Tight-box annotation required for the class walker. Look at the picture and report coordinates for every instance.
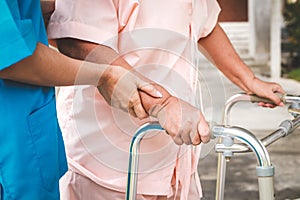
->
[126,93,300,200]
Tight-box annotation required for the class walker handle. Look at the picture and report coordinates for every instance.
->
[250,93,285,104]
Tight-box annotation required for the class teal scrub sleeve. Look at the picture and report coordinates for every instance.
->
[0,1,38,70]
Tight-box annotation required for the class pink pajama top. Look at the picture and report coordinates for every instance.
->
[48,0,220,199]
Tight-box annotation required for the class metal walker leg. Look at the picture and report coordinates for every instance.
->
[213,125,275,200]
[215,94,245,200]
[214,93,300,200]
[215,153,227,200]
[215,93,274,200]
[126,122,163,200]
[127,93,300,200]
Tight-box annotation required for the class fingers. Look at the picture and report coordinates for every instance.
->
[181,130,192,145]
[137,82,162,98]
[128,107,138,118]
[273,84,285,94]
[124,76,162,119]
[167,121,208,146]
[258,102,277,108]
[257,90,284,107]
[191,129,201,145]
[264,88,285,107]
[132,102,148,119]
[164,123,188,145]
[104,67,161,118]
[170,127,206,146]
[173,134,184,145]
[197,121,210,143]
[274,85,286,106]
[269,92,284,106]
[129,91,149,119]
[251,78,285,107]
[181,122,202,145]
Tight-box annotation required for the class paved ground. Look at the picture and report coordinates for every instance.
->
[197,66,300,200]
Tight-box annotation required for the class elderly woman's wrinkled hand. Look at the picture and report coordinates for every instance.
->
[151,96,210,145]
[248,77,285,108]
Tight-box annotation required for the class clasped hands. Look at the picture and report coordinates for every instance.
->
[97,65,210,146]
[97,66,285,146]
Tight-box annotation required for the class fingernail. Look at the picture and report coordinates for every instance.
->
[279,102,284,107]
[155,90,163,98]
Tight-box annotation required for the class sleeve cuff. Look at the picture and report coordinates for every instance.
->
[199,2,221,39]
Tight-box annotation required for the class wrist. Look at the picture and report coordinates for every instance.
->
[235,66,255,93]
[97,64,115,87]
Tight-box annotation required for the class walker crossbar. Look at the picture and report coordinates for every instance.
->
[215,93,300,200]
[213,125,271,167]
[214,115,300,154]
[126,93,300,200]
[213,125,276,200]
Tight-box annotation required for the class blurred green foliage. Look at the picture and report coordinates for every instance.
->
[288,68,300,81]
[283,0,300,69]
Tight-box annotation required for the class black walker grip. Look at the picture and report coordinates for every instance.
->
[250,93,285,104]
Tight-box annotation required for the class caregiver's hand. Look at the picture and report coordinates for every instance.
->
[97,65,162,119]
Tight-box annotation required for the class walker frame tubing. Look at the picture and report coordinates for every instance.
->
[126,122,164,200]
[215,93,300,200]
[126,93,300,200]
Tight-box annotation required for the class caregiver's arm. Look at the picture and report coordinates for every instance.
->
[57,38,163,119]
[198,23,285,106]
[0,43,99,86]
[57,38,210,145]
[0,42,160,117]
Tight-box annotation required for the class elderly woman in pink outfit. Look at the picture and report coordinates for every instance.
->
[47,0,284,199]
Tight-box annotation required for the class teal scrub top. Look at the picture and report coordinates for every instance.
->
[0,0,67,199]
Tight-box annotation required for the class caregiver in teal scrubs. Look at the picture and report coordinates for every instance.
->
[0,1,67,199]
[0,1,162,199]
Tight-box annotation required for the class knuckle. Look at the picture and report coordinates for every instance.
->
[192,137,201,145]
[173,137,183,145]
[181,135,191,145]
[167,126,180,137]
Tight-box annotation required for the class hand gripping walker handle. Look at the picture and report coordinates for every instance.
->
[249,93,286,104]
[126,121,216,200]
